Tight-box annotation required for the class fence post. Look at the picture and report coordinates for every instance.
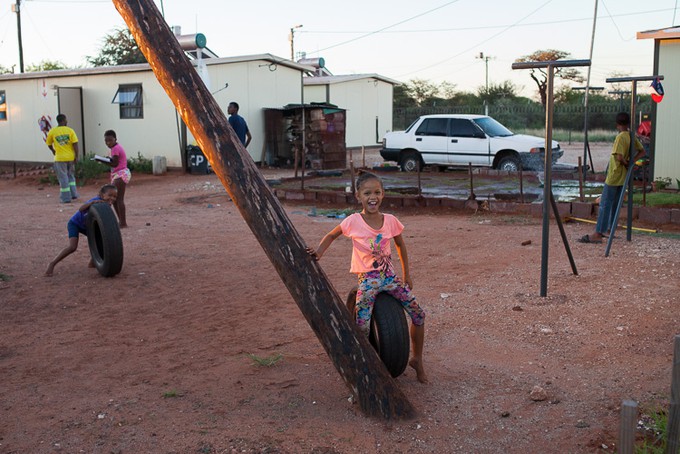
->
[619,400,638,454]
[578,157,584,202]
[666,335,680,454]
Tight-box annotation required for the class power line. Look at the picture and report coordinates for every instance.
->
[397,0,556,79]
[307,0,461,55]
[600,0,633,42]
[300,7,674,35]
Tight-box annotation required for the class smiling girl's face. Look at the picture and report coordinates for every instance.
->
[356,178,384,214]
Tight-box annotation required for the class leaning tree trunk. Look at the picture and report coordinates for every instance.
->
[112,0,415,419]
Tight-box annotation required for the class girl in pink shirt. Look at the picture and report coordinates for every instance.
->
[307,171,428,383]
[104,130,131,228]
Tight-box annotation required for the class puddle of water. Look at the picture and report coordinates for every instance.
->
[286,172,605,204]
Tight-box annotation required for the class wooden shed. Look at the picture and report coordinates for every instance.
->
[263,103,346,170]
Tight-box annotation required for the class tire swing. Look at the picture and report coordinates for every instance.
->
[346,288,410,377]
[86,203,124,277]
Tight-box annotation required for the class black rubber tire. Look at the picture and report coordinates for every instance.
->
[86,203,124,277]
[400,151,422,172]
[497,155,521,172]
[369,293,410,377]
[345,289,410,377]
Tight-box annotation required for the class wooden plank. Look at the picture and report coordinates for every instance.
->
[113,0,415,420]
[667,335,680,454]
[619,399,638,454]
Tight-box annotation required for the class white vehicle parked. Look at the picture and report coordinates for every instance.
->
[380,114,563,172]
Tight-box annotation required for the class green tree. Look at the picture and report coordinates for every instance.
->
[393,84,417,109]
[477,81,518,104]
[515,49,584,106]
[0,65,14,74]
[26,60,68,72]
[87,28,146,66]
[404,78,440,106]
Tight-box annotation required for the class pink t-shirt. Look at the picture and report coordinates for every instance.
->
[340,213,404,274]
[110,143,128,173]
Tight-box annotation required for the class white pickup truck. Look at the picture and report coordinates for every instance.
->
[380,114,563,172]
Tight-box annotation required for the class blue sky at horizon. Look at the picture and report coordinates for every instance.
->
[0,0,676,98]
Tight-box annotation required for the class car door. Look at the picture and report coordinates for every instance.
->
[413,118,449,165]
[447,118,490,166]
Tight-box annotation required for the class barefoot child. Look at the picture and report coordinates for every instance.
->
[306,171,428,383]
[45,184,118,277]
[103,130,131,228]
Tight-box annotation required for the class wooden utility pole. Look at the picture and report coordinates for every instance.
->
[113,0,414,419]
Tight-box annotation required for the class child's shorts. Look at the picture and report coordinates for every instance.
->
[67,220,86,238]
[111,168,132,184]
[355,270,426,334]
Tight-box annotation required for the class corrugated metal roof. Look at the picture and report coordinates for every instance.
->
[263,103,345,112]
[0,54,313,81]
[304,73,400,86]
[637,26,680,40]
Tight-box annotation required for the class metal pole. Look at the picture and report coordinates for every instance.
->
[582,0,598,179]
[484,57,489,116]
[626,82,637,242]
[301,73,306,190]
[15,0,24,73]
[539,65,555,297]
[513,58,590,296]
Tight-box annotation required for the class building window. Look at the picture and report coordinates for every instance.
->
[112,84,143,119]
[0,91,7,121]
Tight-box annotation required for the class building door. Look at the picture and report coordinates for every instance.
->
[57,87,85,159]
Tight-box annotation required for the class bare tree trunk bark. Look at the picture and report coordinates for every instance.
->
[112,0,415,420]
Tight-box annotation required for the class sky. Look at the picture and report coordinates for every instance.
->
[0,0,677,99]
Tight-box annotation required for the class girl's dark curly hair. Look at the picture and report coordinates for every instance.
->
[355,169,383,191]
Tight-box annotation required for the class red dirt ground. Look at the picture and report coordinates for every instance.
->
[1,168,679,453]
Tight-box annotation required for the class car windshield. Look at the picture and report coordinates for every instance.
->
[472,117,514,137]
[404,118,420,133]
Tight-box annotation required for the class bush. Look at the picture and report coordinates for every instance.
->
[127,152,153,174]
[77,154,109,183]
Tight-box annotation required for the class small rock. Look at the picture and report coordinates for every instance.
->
[530,385,548,401]
[512,305,523,311]
[146,222,151,226]
[521,240,532,246]
[575,419,590,428]
[440,293,451,299]
[500,411,510,418]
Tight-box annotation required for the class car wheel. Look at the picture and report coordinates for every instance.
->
[497,155,521,172]
[400,152,422,172]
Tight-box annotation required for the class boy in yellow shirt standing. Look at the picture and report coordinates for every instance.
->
[46,114,79,203]
[579,112,645,244]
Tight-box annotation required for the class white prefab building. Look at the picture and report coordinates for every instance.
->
[303,74,398,148]
[637,27,680,184]
[0,54,310,168]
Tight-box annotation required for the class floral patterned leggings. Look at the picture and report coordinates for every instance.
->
[355,270,426,335]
